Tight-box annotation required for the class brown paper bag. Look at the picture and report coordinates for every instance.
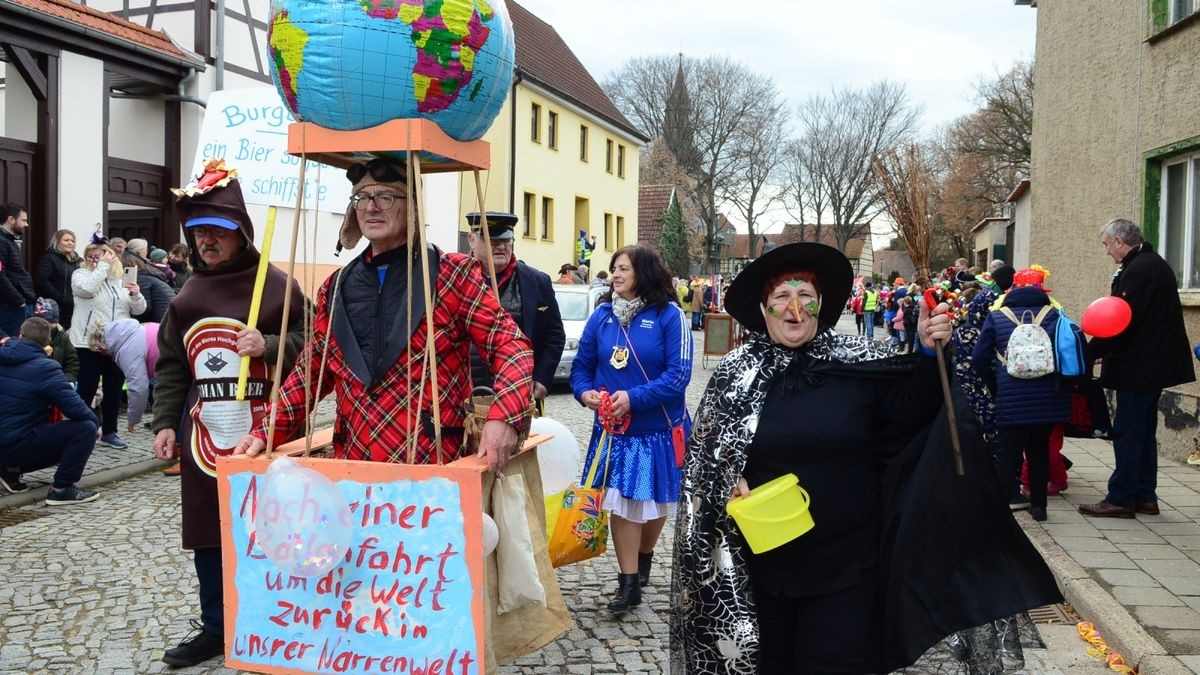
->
[481,448,572,672]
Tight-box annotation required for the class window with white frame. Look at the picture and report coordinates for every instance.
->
[1160,151,1200,288]
[1173,0,1196,24]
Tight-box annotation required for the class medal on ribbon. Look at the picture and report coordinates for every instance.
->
[610,344,629,370]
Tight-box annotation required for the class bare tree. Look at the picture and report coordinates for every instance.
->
[926,60,1033,266]
[787,82,922,254]
[954,61,1033,177]
[721,91,789,259]
[782,136,830,248]
[605,55,781,272]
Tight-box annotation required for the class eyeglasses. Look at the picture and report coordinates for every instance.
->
[86,255,101,263]
[347,158,406,184]
[350,192,404,210]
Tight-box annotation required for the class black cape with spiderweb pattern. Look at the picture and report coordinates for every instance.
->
[669,328,1062,674]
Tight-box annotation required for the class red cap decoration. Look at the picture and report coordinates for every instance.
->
[1012,265,1051,292]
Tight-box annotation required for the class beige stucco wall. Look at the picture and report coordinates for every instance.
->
[1030,0,1200,458]
[4,62,37,143]
[1012,190,1032,268]
[58,52,106,236]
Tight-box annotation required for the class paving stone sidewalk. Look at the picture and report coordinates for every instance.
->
[0,322,1111,673]
[1019,434,1200,673]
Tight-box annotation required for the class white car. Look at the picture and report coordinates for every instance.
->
[553,283,609,384]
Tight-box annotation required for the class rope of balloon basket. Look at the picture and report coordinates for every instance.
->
[300,165,320,456]
[471,167,534,431]
[407,150,427,465]
[308,267,343,457]
[411,152,444,464]
[264,153,308,459]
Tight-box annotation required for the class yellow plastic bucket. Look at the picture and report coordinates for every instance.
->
[726,473,814,554]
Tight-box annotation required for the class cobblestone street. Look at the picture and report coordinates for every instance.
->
[0,324,1113,673]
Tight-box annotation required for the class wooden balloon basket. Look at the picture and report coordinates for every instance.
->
[215,119,571,675]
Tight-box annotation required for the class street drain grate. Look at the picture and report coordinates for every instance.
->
[0,509,52,530]
[1029,602,1079,625]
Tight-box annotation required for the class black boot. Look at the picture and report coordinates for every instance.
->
[607,573,642,615]
[637,551,653,587]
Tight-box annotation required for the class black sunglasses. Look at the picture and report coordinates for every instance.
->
[346,158,406,184]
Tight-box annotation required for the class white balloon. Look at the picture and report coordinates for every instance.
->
[481,513,499,556]
[531,417,581,496]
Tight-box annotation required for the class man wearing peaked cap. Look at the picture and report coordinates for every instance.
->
[151,160,308,668]
[466,211,565,405]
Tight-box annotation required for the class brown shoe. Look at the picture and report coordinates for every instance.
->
[163,461,182,476]
[1135,501,1160,515]
[1078,500,1135,519]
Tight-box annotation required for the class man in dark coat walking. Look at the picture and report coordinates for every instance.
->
[466,212,565,406]
[1080,218,1196,519]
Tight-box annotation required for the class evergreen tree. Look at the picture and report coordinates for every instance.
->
[658,196,690,278]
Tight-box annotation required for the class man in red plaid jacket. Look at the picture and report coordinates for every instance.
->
[236,158,533,470]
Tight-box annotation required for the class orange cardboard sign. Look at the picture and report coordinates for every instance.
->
[217,454,487,675]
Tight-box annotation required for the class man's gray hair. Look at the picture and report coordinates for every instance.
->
[1102,218,1144,246]
[127,238,149,256]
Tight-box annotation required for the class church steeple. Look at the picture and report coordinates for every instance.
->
[663,53,699,171]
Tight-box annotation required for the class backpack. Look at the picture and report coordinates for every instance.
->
[683,288,693,303]
[1055,311,1087,378]
[996,306,1055,379]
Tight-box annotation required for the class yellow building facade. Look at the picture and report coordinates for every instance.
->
[452,2,647,278]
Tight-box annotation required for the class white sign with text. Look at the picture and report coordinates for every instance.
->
[190,88,351,214]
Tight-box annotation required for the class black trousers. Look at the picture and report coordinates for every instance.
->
[997,425,1052,508]
[194,547,224,636]
[76,348,125,436]
[755,580,874,674]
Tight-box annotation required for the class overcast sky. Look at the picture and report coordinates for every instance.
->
[516,0,1037,131]
[514,1,1037,239]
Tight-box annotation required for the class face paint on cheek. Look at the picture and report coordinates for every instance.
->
[766,305,783,317]
[805,299,820,317]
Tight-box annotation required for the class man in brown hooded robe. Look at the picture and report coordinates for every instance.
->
[150,161,307,668]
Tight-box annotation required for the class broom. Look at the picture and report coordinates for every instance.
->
[873,145,963,475]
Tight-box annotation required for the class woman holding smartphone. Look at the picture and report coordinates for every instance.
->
[70,243,146,449]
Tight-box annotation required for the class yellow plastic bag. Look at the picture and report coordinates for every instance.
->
[546,431,612,568]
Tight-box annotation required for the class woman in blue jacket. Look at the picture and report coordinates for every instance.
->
[571,245,693,615]
[972,267,1071,522]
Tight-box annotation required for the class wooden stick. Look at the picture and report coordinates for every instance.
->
[411,154,443,459]
[473,170,500,302]
[934,337,964,475]
[264,156,307,458]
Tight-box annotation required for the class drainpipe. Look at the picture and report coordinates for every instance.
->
[215,0,226,91]
[509,71,523,213]
[111,68,206,107]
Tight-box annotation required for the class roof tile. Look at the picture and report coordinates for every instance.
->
[509,2,646,142]
[637,185,674,244]
[4,0,192,63]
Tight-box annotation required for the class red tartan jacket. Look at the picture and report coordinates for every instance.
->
[253,249,533,464]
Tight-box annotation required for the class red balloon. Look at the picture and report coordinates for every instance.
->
[1081,296,1132,338]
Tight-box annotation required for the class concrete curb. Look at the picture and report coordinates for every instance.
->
[0,411,337,512]
[1020,518,1171,673]
[0,458,172,511]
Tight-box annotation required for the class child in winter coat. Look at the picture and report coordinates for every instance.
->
[971,266,1071,522]
[33,298,78,383]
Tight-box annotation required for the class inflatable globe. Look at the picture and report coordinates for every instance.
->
[268,0,516,141]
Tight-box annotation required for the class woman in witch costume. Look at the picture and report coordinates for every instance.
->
[572,245,692,615]
[670,242,1061,674]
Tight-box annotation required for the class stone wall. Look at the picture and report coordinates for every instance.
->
[1031,0,1200,457]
